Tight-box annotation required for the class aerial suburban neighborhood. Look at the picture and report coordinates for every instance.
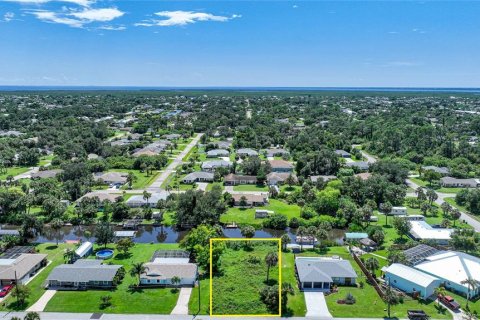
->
[0,90,479,320]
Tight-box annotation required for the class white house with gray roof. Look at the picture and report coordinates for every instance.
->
[206,149,230,158]
[440,177,480,188]
[295,257,357,291]
[182,172,214,184]
[47,259,123,289]
[236,148,258,157]
[201,160,232,172]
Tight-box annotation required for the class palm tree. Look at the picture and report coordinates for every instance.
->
[280,234,291,251]
[126,173,135,189]
[315,228,328,248]
[23,312,41,320]
[297,226,307,252]
[171,275,181,291]
[265,252,278,283]
[143,191,151,207]
[441,202,451,217]
[461,277,480,309]
[130,262,147,287]
[365,257,379,277]
[383,284,399,319]
[50,218,64,246]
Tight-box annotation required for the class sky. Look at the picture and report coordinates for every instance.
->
[0,0,479,87]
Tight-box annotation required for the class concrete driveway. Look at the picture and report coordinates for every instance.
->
[304,291,332,318]
[170,287,192,315]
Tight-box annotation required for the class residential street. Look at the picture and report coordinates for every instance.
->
[147,133,203,192]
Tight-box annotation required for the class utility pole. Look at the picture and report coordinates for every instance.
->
[14,270,18,304]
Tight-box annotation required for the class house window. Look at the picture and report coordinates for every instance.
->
[394,280,397,283]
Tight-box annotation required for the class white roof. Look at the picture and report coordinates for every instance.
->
[75,241,93,257]
[114,231,136,237]
[415,251,480,287]
[382,263,440,287]
[410,221,453,240]
[153,257,190,264]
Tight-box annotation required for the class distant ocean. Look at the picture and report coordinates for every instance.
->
[0,86,479,93]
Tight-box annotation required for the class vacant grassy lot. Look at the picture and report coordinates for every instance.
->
[0,166,31,180]
[105,169,160,189]
[44,243,180,314]
[233,184,269,192]
[211,240,280,315]
[220,199,301,227]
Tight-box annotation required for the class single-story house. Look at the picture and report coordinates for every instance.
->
[266,148,289,157]
[232,194,268,207]
[76,192,123,206]
[75,241,93,259]
[346,161,370,171]
[266,172,297,185]
[141,262,198,287]
[422,166,450,176]
[440,177,480,188]
[268,160,294,173]
[164,133,181,140]
[224,174,258,186]
[182,172,214,184]
[206,149,230,158]
[0,229,20,238]
[310,175,337,183]
[382,263,441,299]
[335,150,351,158]
[216,141,232,149]
[295,257,357,291]
[414,251,480,298]
[236,148,258,157]
[0,253,47,286]
[391,206,407,216]
[126,192,168,208]
[93,172,128,186]
[47,259,123,290]
[409,221,453,245]
[201,160,232,172]
[31,169,63,180]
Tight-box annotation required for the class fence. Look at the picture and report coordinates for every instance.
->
[351,251,385,299]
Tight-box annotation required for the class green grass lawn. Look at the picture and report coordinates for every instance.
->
[211,241,280,315]
[39,155,54,166]
[220,199,301,228]
[410,177,464,194]
[188,276,209,315]
[44,243,181,314]
[0,166,30,180]
[0,243,75,311]
[106,169,160,189]
[206,182,224,191]
[281,252,307,316]
[233,184,269,192]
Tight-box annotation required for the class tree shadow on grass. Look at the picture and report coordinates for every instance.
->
[45,245,58,250]
[263,279,278,286]
[127,286,144,294]
[5,300,28,311]
[282,307,294,317]
[115,252,132,260]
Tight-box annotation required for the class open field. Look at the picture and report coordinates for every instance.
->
[211,240,280,316]
[0,166,31,180]
[220,199,301,227]
[44,243,180,314]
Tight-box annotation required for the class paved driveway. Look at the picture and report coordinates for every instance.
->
[170,287,192,315]
[304,291,332,318]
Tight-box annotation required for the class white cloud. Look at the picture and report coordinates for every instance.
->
[3,0,93,7]
[98,24,126,31]
[3,12,15,21]
[29,7,124,28]
[135,10,239,27]
[70,8,124,21]
[384,61,421,67]
[292,5,298,9]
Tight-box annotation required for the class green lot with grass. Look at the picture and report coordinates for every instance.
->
[105,169,160,189]
[44,243,181,314]
[220,199,301,227]
[211,241,280,315]
[0,167,31,180]
[410,177,465,194]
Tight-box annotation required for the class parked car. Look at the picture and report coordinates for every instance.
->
[438,295,461,310]
[407,310,430,320]
[0,285,14,298]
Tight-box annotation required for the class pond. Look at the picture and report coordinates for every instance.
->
[5,225,345,245]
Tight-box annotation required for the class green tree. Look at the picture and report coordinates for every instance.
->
[365,257,379,277]
[171,275,181,291]
[379,202,392,226]
[23,312,41,320]
[129,262,146,287]
[94,222,115,248]
[50,218,64,246]
[265,252,278,283]
[281,233,291,251]
[116,237,134,255]
[461,277,480,309]
[392,217,411,239]
[11,284,30,305]
[383,284,399,318]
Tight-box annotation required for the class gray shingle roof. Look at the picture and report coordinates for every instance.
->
[47,259,122,283]
[142,263,197,280]
[295,257,357,283]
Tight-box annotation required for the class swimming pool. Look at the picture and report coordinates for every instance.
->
[96,249,114,259]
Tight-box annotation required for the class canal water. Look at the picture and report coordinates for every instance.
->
[25,225,345,245]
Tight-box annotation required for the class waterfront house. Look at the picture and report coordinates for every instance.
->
[295,257,357,291]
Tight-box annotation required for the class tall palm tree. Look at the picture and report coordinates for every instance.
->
[130,262,147,287]
[434,286,447,306]
[63,248,75,263]
[50,218,64,246]
[315,228,328,248]
[143,191,151,207]
[365,257,379,277]
[297,226,307,252]
[265,252,278,283]
[461,277,480,309]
